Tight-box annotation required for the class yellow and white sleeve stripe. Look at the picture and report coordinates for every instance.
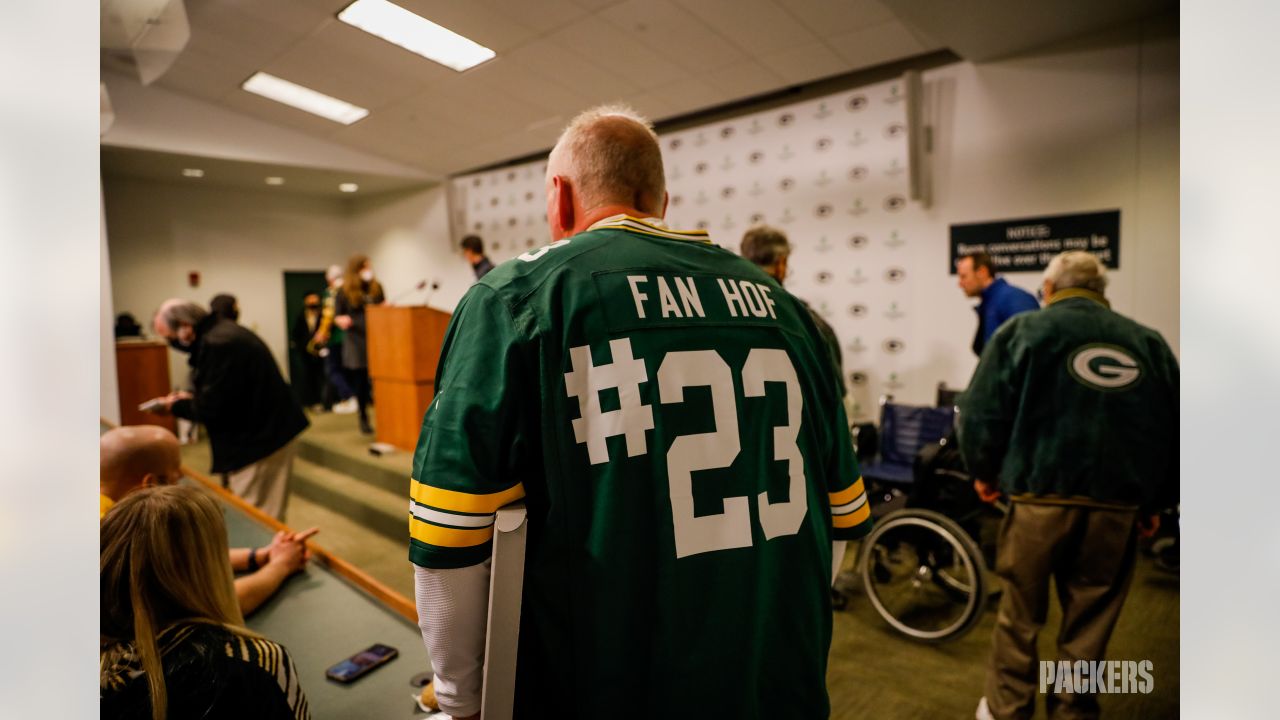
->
[409,479,526,548]
[829,477,870,529]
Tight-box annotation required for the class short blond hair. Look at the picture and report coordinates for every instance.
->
[551,104,665,215]
[1044,251,1107,294]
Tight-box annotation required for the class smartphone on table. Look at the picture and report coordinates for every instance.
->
[325,643,398,683]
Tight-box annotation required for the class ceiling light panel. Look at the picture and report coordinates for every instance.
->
[338,0,496,72]
[241,72,369,125]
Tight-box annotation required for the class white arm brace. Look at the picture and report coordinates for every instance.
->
[414,560,492,718]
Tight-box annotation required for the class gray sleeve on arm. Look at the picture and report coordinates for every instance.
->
[414,560,492,718]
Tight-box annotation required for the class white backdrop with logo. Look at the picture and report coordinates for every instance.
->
[451,77,944,421]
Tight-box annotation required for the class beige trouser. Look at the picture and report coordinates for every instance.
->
[985,502,1138,720]
[222,440,297,521]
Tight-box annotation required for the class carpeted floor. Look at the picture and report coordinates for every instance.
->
[181,418,1179,719]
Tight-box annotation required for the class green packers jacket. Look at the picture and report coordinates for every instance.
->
[957,288,1179,512]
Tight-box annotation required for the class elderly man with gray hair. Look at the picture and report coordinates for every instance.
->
[959,251,1179,720]
[149,299,308,519]
[741,224,846,400]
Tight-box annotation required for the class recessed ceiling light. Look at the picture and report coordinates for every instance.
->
[339,183,359,193]
[241,72,369,125]
[182,168,204,178]
[338,0,495,72]
[265,176,285,186]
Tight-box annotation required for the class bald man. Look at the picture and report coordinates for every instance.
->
[100,425,182,518]
[100,425,318,615]
[409,106,869,719]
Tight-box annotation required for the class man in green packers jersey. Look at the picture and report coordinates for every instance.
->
[409,104,873,719]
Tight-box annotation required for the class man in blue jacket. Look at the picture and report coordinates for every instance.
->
[957,251,1040,355]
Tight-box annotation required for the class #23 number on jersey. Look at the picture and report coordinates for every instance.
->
[565,338,807,558]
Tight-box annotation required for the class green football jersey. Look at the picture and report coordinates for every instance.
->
[409,215,872,718]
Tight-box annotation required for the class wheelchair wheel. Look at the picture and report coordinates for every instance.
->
[859,508,988,643]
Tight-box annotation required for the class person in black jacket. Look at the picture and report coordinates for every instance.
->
[149,299,308,519]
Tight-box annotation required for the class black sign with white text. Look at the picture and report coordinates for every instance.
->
[949,210,1120,274]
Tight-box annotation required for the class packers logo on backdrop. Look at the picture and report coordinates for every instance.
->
[1068,345,1142,391]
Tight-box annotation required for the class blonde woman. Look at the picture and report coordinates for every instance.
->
[101,485,310,720]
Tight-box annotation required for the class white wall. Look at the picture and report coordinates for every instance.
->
[103,177,351,384]
[100,185,120,423]
[347,185,472,313]
[919,14,1179,393]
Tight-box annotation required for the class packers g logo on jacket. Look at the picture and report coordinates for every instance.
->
[1068,344,1142,390]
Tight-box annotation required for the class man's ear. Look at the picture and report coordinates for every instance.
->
[139,472,161,489]
[553,176,575,237]
[660,191,669,218]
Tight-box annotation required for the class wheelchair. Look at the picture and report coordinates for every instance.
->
[834,387,1003,643]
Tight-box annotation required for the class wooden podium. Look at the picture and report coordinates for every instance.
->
[115,339,176,432]
[366,306,452,451]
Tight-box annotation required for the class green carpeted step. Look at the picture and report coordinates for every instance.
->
[294,412,414,496]
[289,456,408,543]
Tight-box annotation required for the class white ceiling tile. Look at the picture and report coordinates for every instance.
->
[773,0,899,38]
[823,20,935,69]
[700,60,790,102]
[656,76,725,116]
[758,42,850,85]
[262,23,454,110]
[156,46,261,104]
[598,0,749,72]
[545,16,690,91]
[220,87,351,139]
[463,58,594,116]
[673,0,821,55]
[501,42,637,100]
[475,0,594,35]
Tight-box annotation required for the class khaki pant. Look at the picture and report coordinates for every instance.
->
[222,440,297,521]
[985,502,1138,720]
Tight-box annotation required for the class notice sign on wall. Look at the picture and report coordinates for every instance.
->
[948,210,1120,274]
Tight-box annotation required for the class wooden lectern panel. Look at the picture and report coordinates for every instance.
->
[366,305,451,450]
[116,340,176,432]
[365,305,451,383]
[372,378,434,451]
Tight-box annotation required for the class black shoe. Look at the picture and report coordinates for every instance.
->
[359,417,373,435]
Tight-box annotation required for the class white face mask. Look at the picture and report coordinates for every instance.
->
[360,268,374,282]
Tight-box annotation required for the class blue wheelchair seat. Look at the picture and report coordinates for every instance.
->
[861,401,956,486]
